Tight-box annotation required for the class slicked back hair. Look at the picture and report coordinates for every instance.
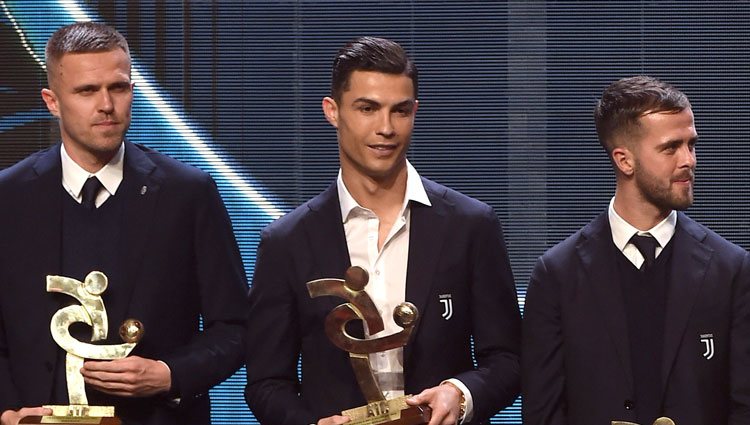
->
[45,22,130,86]
[594,75,691,154]
[330,36,418,102]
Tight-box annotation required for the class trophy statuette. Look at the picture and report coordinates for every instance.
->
[307,266,431,425]
[20,271,144,425]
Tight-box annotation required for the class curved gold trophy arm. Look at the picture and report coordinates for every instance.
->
[49,305,137,360]
[307,276,384,334]
[324,303,417,354]
[47,273,109,342]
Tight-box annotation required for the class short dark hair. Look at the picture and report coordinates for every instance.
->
[330,36,418,101]
[45,22,130,85]
[594,75,691,153]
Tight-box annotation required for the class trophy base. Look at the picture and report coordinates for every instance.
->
[19,405,120,425]
[342,396,431,425]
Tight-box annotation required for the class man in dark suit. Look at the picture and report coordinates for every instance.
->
[0,22,248,425]
[522,76,750,425]
[244,37,521,425]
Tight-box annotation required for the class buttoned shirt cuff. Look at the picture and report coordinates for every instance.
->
[442,378,474,423]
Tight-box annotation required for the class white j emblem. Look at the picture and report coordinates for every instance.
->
[439,294,453,320]
[700,333,714,360]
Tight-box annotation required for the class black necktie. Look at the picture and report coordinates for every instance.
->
[630,234,659,270]
[81,176,102,210]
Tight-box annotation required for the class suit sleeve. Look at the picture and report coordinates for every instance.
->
[161,176,248,403]
[522,255,567,425]
[244,228,316,425]
[0,304,21,412]
[729,251,750,423]
[453,208,521,422]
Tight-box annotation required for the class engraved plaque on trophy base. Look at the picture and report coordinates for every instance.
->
[342,396,430,425]
[19,405,120,425]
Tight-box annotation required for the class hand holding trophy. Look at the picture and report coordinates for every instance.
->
[307,266,431,425]
[20,271,144,425]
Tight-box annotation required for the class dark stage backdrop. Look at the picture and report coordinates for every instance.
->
[1,1,748,424]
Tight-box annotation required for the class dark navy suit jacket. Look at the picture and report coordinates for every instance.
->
[245,178,521,425]
[522,212,750,425]
[0,142,248,425]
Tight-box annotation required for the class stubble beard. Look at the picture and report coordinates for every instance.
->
[634,164,694,212]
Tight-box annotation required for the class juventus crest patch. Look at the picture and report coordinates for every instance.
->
[439,293,453,320]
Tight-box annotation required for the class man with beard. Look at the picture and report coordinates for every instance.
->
[522,76,750,425]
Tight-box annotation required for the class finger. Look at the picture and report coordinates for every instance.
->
[318,415,350,425]
[406,390,430,406]
[82,360,123,373]
[80,367,135,384]
[83,357,141,372]
[18,407,53,417]
[83,377,138,396]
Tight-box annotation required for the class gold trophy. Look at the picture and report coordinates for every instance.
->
[613,417,676,425]
[307,266,431,425]
[21,271,144,425]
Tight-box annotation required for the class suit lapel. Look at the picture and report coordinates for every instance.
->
[114,142,160,320]
[404,179,448,362]
[660,213,711,397]
[578,213,634,391]
[304,183,351,312]
[30,146,66,386]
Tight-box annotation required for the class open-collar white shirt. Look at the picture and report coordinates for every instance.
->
[337,161,473,422]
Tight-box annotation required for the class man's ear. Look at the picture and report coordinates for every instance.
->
[612,145,635,176]
[41,88,60,118]
[322,96,339,128]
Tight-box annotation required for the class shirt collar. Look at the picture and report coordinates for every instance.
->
[608,196,677,251]
[337,160,431,222]
[61,142,125,198]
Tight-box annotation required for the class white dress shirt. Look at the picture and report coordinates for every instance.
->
[608,197,677,268]
[61,142,124,208]
[337,160,474,422]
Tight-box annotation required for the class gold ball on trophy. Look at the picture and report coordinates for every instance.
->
[393,302,418,328]
[653,418,676,425]
[83,271,108,296]
[344,266,369,292]
[119,319,145,343]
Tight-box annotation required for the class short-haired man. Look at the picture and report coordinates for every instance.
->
[0,22,248,425]
[245,37,521,425]
[522,76,750,425]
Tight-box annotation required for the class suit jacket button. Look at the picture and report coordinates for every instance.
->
[624,400,635,410]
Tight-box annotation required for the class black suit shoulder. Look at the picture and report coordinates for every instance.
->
[0,145,56,185]
[259,190,328,246]
[422,177,496,218]
[128,142,214,184]
[677,212,747,260]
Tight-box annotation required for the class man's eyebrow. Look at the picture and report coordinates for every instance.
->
[72,83,100,92]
